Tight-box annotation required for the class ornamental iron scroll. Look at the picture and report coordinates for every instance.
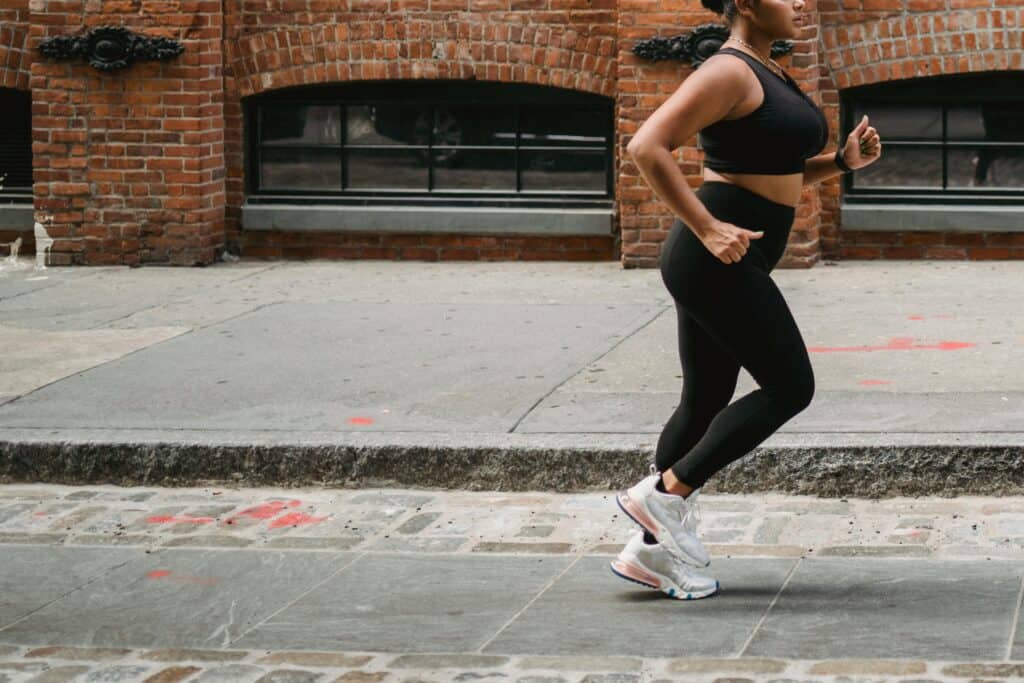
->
[38,25,184,72]
[632,23,792,67]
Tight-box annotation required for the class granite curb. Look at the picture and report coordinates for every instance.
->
[2,432,1024,496]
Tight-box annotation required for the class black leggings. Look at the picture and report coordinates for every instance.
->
[656,181,815,489]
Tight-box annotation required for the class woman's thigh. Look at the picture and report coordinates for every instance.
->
[689,259,814,402]
[676,301,740,411]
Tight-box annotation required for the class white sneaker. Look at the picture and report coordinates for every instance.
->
[615,464,710,568]
[610,530,719,600]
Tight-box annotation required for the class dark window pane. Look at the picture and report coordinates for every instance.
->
[947,146,1024,189]
[520,108,609,147]
[347,148,428,189]
[350,105,430,147]
[260,148,341,190]
[851,146,942,189]
[430,106,517,147]
[948,103,1024,142]
[261,105,340,145]
[0,88,32,192]
[433,150,516,190]
[853,102,941,141]
[520,150,606,191]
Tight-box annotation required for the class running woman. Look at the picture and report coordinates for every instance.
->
[611,0,883,599]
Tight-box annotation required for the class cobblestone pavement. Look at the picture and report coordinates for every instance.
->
[3,644,1024,683]
[1,484,1020,559]
[3,484,1024,682]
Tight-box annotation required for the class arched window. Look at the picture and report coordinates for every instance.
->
[842,71,1023,204]
[0,88,31,202]
[245,80,614,208]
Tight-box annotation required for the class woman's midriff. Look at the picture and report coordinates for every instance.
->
[702,169,803,208]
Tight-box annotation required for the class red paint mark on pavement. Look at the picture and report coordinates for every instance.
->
[349,417,374,425]
[146,515,215,525]
[268,512,329,529]
[807,337,976,353]
[230,500,301,521]
[908,314,955,320]
[858,379,892,385]
[33,512,48,517]
[147,570,172,579]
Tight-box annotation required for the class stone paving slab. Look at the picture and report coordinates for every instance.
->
[0,301,658,432]
[0,546,141,627]
[480,556,797,658]
[233,554,575,653]
[0,548,352,650]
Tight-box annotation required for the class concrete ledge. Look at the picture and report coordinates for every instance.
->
[241,202,615,236]
[841,202,1024,232]
[2,430,1024,497]
[0,204,33,229]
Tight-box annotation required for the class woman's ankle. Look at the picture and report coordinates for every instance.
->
[661,469,695,498]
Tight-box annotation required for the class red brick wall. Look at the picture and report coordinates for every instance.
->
[0,1,30,90]
[5,0,1022,265]
[222,0,620,261]
[818,5,1024,260]
[27,0,225,265]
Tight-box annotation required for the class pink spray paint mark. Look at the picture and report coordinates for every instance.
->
[807,337,976,353]
[146,515,215,525]
[231,500,301,520]
[224,500,302,526]
[268,512,329,529]
[858,379,892,385]
[33,512,48,517]
[348,416,375,425]
[908,314,955,320]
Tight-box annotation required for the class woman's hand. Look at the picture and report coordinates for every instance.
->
[841,114,882,170]
[698,219,764,265]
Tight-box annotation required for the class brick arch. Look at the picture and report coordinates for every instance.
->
[821,9,1022,89]
[228,23,617,99]
[0,24,30,90]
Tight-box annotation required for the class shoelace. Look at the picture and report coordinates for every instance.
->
[648,464,702,533]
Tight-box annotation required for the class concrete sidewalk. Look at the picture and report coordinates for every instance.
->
[0,258,1022,495]
[3,483,1024,681]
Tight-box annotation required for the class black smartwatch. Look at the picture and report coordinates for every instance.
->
[834,149,854,173]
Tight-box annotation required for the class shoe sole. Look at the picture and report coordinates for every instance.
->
[615,490,711,569]
[609,558,719,600]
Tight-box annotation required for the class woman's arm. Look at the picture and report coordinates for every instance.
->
[802,151,848,186]
[804,116,883,186]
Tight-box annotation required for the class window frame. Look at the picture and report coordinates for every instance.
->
[244,80,615,209]
[841,72,1024,206]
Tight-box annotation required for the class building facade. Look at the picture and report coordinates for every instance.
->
[0,0,1021,267]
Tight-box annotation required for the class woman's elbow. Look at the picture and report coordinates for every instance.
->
[626,139,662,160]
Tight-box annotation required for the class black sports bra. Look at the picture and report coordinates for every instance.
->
[698,47,829,175]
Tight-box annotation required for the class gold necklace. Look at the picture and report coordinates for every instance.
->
[725,36,785,80]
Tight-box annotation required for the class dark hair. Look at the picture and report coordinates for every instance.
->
[702,0,746,24]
